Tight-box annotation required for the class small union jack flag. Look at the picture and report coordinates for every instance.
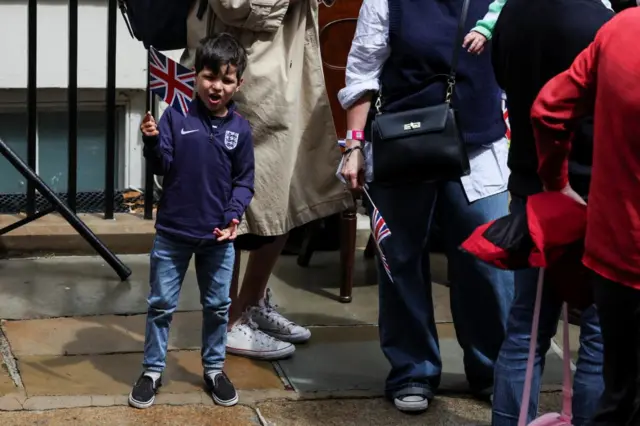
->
[364,187,393,283]
[149,47,195,117]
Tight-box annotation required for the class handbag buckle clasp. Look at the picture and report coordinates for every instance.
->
[445,76,455,104]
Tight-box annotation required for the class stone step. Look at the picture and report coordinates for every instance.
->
[0,252,387,321]
[0,314,565,403]
[0,252,571,414]
[16,351,284,399]
[0,213,155,258]
[0,213,372,257]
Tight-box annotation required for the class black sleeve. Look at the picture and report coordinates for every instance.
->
[491,8,507,90]
[545,3,613,80]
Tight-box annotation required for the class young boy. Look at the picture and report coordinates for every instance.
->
[129,33,254,409]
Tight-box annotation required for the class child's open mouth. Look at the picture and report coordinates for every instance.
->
[208,94,222,105]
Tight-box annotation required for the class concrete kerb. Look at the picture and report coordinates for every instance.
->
[255,407,270,426]
[0,388,388,412]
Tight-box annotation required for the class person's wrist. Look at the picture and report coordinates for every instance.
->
[345,130,364,150]
[343,145,364,163]
[345,139,362,149]
[343,144,363,155]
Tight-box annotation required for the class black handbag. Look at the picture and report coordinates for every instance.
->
[371,0,472,184]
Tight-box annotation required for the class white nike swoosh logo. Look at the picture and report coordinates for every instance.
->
[181,128,199,135]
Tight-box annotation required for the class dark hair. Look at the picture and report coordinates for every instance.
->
[194,33,248,79]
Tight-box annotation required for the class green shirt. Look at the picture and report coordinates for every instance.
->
[471,0,506,40]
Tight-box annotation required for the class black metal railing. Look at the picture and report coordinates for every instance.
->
[0,0,133,280]
[105,0,118,219]
[2,0,157,218]
[68,0,78,213]
[144,50,157,220]
[26,0,37,216]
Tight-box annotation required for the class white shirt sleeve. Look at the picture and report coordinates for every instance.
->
[337,0,391,110]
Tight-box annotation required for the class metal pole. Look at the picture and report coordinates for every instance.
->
[104,0,117,219]
[68,0,78,212]
[0,138,132,281]
[143,50,156,220]
[26,0,37,215]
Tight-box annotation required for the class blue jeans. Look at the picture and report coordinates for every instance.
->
[492,196,604,426]
[367,180,514,397]
[143,231,235,373]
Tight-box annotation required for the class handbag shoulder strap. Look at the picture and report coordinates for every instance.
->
[446,0,472,103]
[376,0,472,112]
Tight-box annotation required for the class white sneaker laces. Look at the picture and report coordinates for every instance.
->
[239,310,259,330]
[263,289,279,311]
[260,289,295,328]
[235,310,285,348]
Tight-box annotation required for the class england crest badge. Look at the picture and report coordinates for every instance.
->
[224,131,239,150]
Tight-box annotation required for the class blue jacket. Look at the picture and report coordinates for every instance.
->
[143,100,255,240]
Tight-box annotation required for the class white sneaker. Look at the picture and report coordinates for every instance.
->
[394,395,429,412]
[249,289,312,343]
[226,313,295,360]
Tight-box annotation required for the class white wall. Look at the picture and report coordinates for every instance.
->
[0,0,183,89]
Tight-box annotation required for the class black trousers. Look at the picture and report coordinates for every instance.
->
[590,272,640,426]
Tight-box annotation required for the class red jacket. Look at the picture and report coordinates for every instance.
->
[532,9,640,289]
[461,192,592,309]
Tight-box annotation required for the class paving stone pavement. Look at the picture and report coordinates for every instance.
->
[0,366,15,394]
[0,404,260,425]
[0,393,565,425]
[0,250,570,419]
[257,393,565,426]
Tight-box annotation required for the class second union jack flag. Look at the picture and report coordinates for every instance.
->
[502,92,511,144]
[149,47,195,116]
[369,198,393,282]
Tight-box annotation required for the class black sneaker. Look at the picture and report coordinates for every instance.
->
[204,371,238,406]
[128,373,162,409]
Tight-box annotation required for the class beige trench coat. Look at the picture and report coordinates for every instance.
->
[181,0,353,237]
